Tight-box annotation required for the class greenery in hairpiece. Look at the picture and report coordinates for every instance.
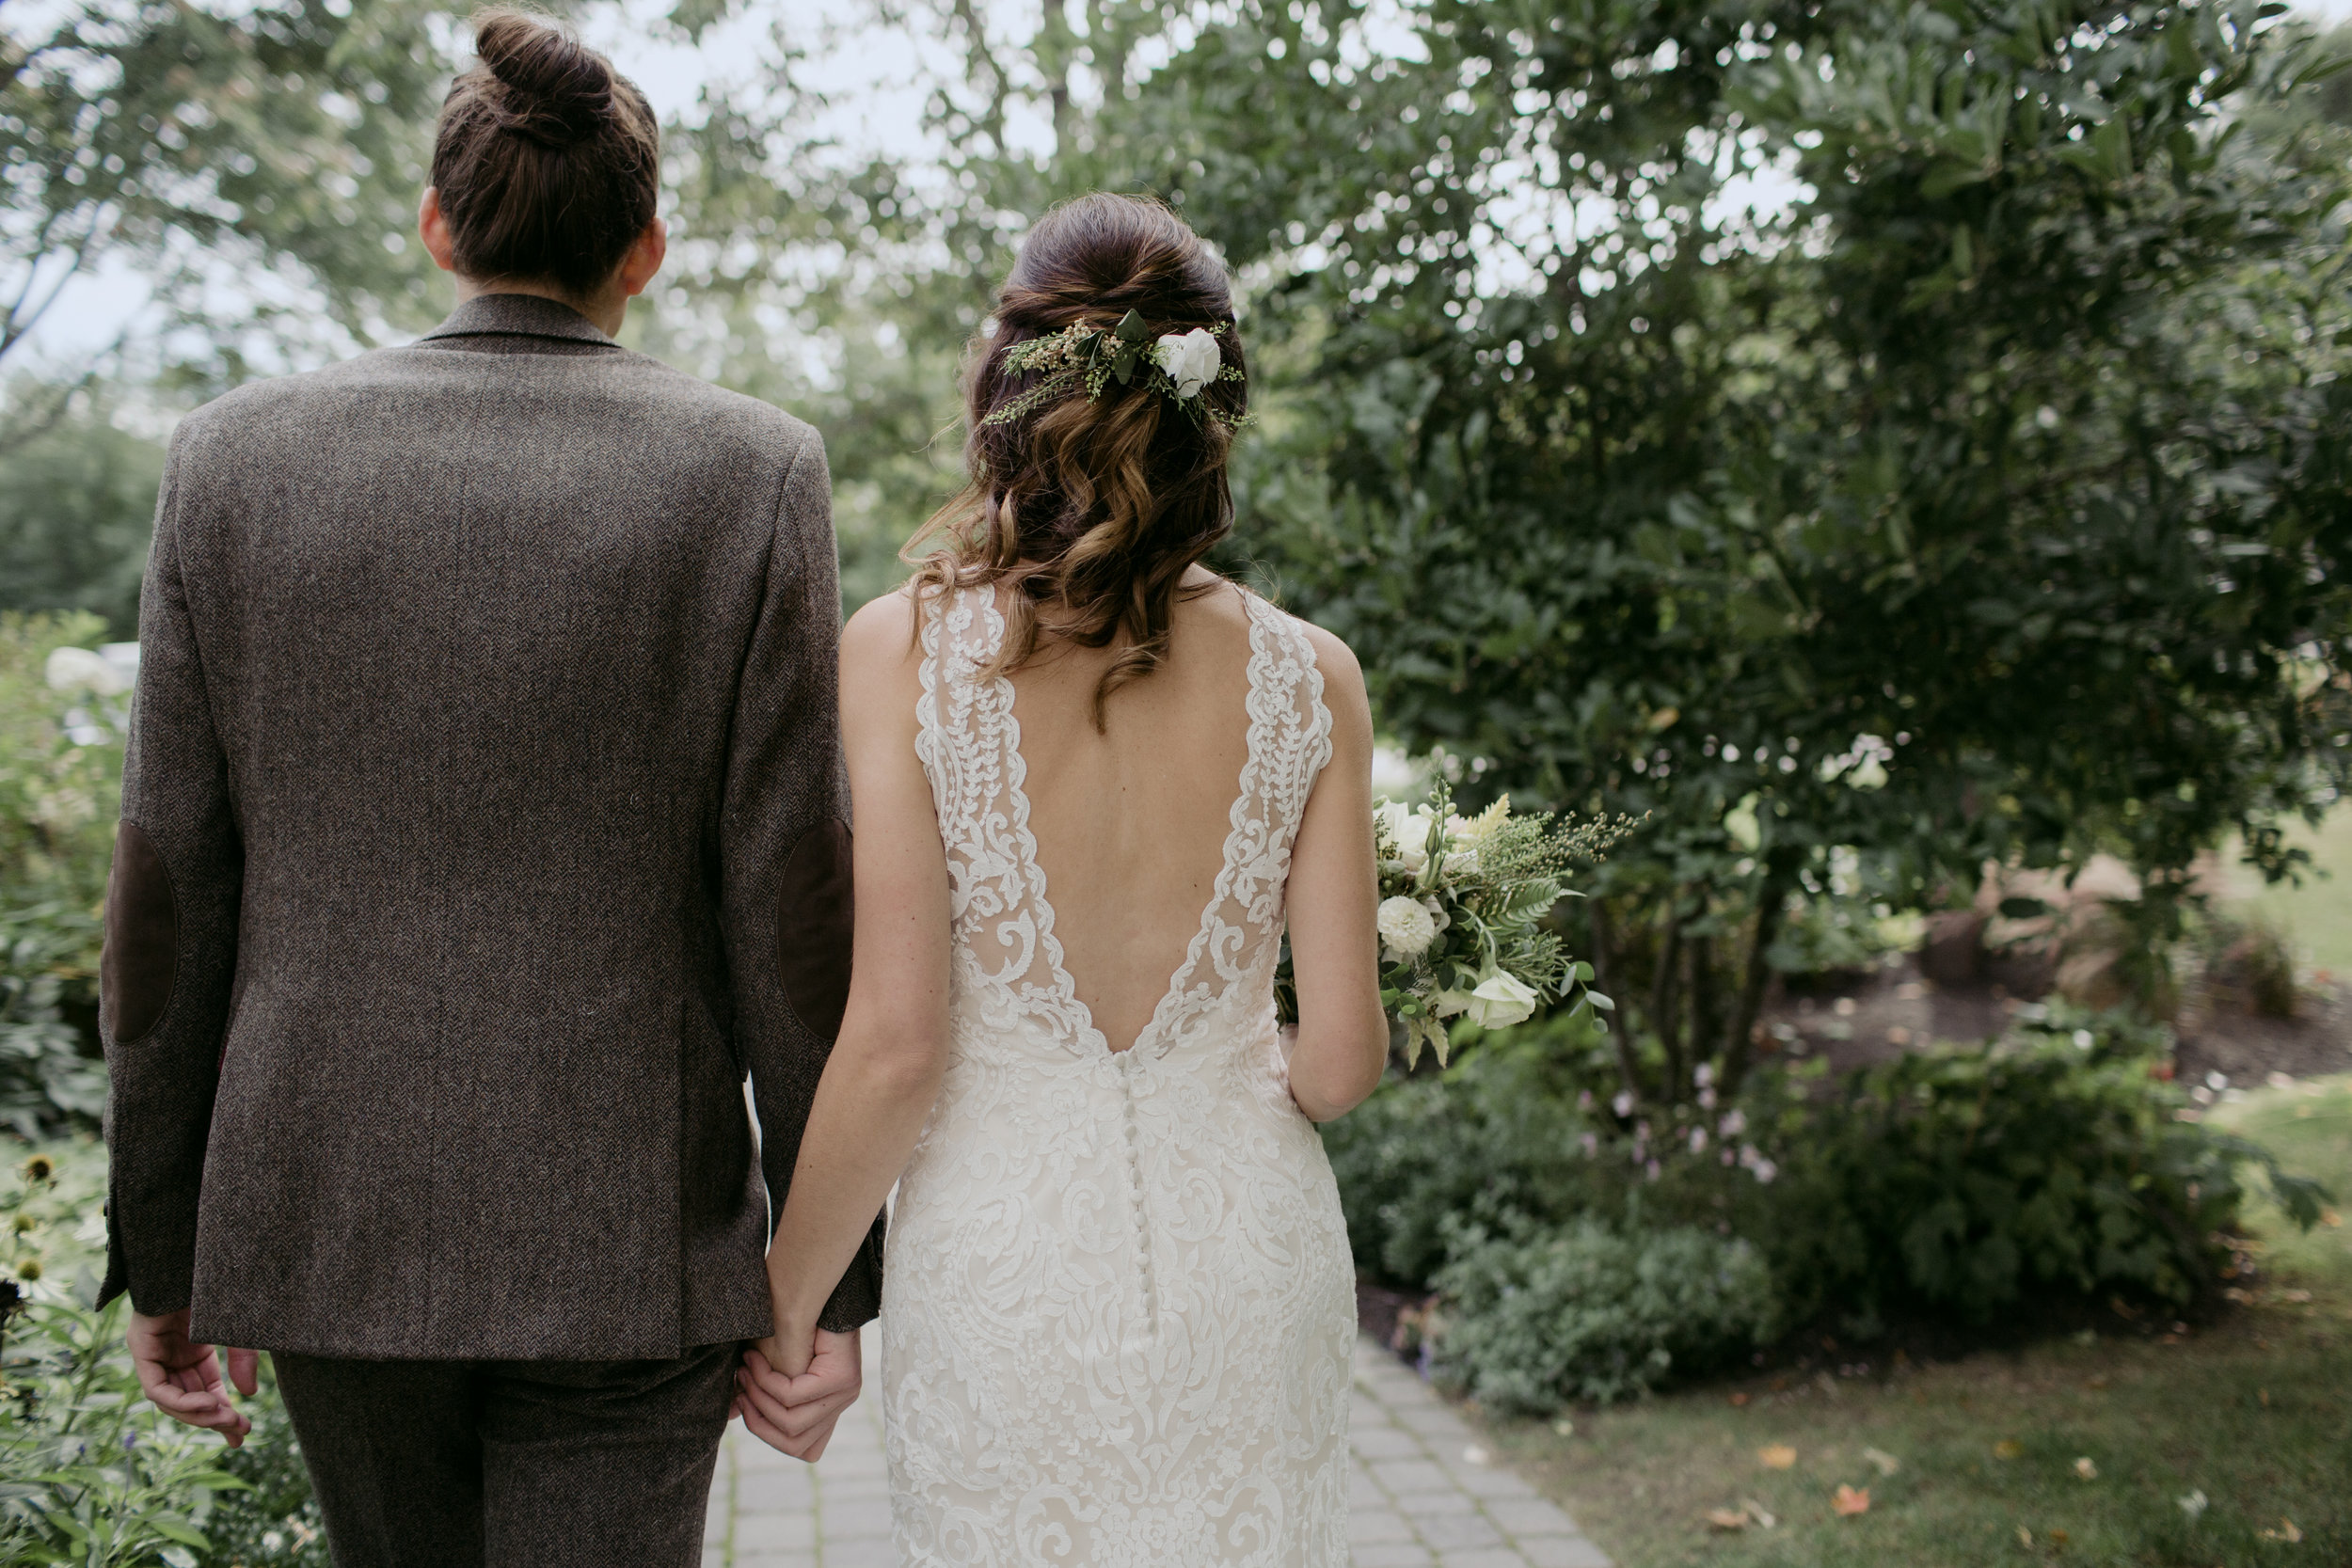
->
[981,309,1249,432]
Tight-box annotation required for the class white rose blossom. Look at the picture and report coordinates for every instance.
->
[1153,328,1222,399]
[1435,971,1540,1031]
[1375,896,1438,962]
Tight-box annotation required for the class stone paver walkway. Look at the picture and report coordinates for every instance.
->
[704,1337,1613,1568]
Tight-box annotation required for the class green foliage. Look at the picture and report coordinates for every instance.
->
[1,1141,326,1567]
[1430,1217,1777,1413]
[0,0,451,418]
[1325,1041,1604,1287]
[1063,0,2352,1102]
[1330,1006,2330,1382]
[1,615,121,1134]
[1771,1028,2328,1325]
[0,407,165,637]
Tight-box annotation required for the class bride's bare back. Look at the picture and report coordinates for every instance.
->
[1005,568,1259,1053]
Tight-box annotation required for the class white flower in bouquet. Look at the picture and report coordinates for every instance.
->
[1376,800,1437,876]
[1435,970,1541,1031]
[1277,778,1639,1069]
[1376,895,1438,962]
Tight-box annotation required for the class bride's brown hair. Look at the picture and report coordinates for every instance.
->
[906,193,1249,726]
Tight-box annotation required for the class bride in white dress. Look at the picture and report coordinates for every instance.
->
[739,193,1389,1566]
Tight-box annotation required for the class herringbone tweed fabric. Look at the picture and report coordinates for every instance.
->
[273,1342,739,1567]
[99,293,882,1358]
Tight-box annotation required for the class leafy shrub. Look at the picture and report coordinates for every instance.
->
[1327,1006,2330,1386]
[2,1142,328,1566]
[1770,1035,2326,1325]
[0,614,124,1135]
[1323,1041,1603,1287]
[1429,1217,1776,1413]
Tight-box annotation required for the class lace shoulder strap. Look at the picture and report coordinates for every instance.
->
[1134,590,1336,1054]
[914,584,1094,1042]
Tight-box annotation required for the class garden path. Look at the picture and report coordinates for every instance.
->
[701,1334,1614,1568]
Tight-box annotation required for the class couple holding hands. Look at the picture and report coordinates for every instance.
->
[101,12,1387,1567]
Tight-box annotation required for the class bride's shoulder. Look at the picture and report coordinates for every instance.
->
[840,584,928,687]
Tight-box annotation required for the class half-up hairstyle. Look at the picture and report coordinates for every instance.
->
[431,10,660,297]
[907,193,1250,728]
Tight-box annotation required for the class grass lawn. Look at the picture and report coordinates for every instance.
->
[1469,1077,2352,1567]
[2228,805,2352,977]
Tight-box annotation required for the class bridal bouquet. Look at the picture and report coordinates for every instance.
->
[1280,783,1634,1068]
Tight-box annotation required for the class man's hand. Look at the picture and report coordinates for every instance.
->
[733,1326,860,1462]
[127,1309,258,1448]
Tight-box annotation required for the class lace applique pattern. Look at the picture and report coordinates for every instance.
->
[885,582,1355,1567]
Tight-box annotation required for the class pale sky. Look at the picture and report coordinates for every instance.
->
[15,0,2352,372]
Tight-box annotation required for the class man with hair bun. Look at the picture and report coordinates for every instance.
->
[98,11,877,1562]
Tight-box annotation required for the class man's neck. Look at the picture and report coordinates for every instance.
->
[453,275,626,339]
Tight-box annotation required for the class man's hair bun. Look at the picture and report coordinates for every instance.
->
[430,9,660,294]
[473,10,612,147]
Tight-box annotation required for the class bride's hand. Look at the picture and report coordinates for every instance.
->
[734,1326,862,1463]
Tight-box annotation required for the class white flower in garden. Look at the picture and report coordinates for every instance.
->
[45,646,127,696]
[1718,1108,1747,1138]
[1441,848,1480,879]
[1153,328,1222,398]
[1461,970,1539,1030]
[1689,1128,1708,1154]
[1376,895,1438,961]
[1613,1090,1635,1117]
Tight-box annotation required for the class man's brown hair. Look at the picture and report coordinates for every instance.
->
[430,10,660,296]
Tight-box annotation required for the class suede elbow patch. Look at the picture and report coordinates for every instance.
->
[776,818,854,1041]
[103,822,179,1045]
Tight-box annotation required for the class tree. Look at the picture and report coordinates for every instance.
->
[0,403,164,636]
[1078,0,2352,1099]
[0,0,450,447]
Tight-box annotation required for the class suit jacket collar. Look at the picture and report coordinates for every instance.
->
[421,293,616,347]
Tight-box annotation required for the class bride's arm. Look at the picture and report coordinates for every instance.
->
[1282,626,1390,1121]
[758,591,952,1365]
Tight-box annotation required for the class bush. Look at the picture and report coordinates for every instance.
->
[2,1141,328,1567]
[1430,1217,1776,1413]
[1327,1006,2330,1401]
[1768,1031,2325,1326]
[1323,1043,1601,1287]
[0,613,124,1135]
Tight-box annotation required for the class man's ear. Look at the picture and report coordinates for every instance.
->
[616,217,666,300]
[419,188,459,275]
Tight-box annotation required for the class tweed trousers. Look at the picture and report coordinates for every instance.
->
[273,1340,739,1568]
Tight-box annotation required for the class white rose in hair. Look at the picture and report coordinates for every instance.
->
[1375,895,1438,962]
[1153,327,1222,399]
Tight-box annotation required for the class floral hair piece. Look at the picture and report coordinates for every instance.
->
[980,309,1248,432]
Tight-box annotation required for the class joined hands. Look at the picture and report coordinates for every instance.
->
[734,1325,861,1462]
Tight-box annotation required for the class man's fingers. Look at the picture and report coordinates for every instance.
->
[779,1390,855,1441]
[735,1368,799,1434]
[739,1395,822,1461]
[226,1347,261,1398]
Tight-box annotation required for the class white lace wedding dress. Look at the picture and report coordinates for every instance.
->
[879,583,1358,1567]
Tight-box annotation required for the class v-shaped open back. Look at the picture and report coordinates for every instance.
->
[915,580,1333,1062]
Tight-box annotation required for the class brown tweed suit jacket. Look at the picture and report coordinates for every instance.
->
[97,293,882,1358]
